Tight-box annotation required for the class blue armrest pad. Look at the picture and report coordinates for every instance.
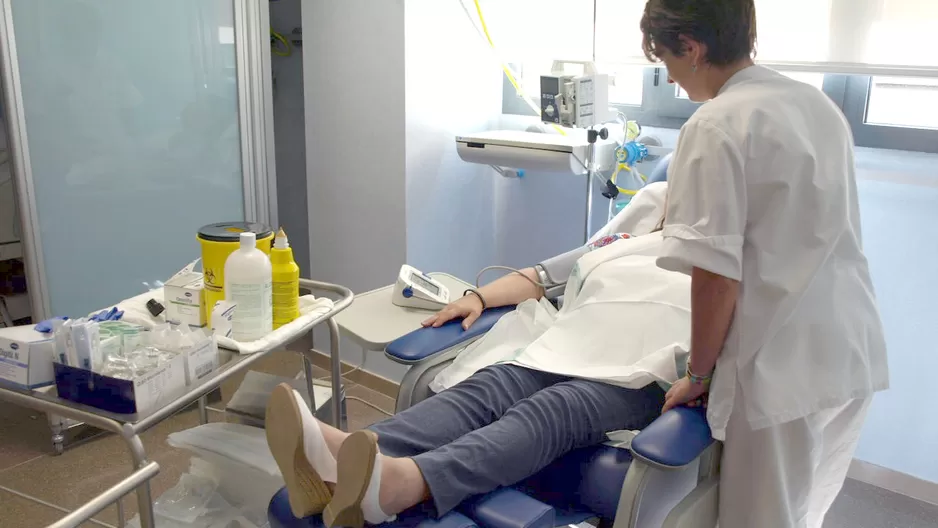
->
[459,488,555,528]
[385,306,515,363]
[630,406,714,468]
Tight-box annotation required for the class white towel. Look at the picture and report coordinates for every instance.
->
[215,295,334,354]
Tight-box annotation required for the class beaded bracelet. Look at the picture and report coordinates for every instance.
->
[686,362,713,385]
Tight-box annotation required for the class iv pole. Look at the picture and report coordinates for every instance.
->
[584,126,609,243]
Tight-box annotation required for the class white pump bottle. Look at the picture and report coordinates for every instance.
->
[224,232,273,342]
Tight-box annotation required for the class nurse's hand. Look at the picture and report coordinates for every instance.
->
[422,295,484,330]
[662,377,710,413]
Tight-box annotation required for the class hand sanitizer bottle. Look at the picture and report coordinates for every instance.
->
[224,232,272,342]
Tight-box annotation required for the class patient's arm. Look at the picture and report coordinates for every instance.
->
[423,267,541,329]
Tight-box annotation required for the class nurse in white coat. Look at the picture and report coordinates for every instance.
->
[640,1,889,527]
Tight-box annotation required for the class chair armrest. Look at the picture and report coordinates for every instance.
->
[385,306,515,363]
[630,406,713,469]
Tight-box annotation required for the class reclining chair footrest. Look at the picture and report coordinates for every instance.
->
[459,488,556,528]
[268,488,479,528]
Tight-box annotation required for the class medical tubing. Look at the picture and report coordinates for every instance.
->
[270,27,291,57]
[467,0,567,136]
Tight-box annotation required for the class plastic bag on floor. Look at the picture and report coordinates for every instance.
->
[127,422,287,528]
[167,422,280,478]
[153,472,220,525]
[167,422,284,516]
[166,423,284,524]
[127,462,267,527]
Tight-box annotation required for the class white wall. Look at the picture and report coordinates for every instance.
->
[850,148,938,484]
[303,0,407,294]
[303,0,502,381]
[404,0,501,281]
[490,119,676,270]
[303,0,408,380]
[270,0,311,275]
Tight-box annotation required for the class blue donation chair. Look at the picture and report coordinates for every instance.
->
[269,154,722,528]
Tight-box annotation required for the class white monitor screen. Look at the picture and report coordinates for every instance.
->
[411,273,440,296]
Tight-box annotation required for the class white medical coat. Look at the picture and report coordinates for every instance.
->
[432,232,691,393]
[657,65,889,440]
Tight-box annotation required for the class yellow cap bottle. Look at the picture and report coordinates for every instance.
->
[270,227,300,328]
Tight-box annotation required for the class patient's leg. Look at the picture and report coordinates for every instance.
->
[369,364,566,458]
[330,378,667,525]
[408,379,666,516]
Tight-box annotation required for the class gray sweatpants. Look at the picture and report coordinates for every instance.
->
[368,364,666,516]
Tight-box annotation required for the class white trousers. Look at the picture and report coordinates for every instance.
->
[718,396,872,528]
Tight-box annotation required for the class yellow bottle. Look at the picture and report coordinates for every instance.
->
[270,227,300,328]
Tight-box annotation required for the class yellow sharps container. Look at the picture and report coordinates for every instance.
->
[197,222,274,323]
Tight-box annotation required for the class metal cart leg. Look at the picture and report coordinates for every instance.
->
[197,395,209,425]
[122,426,155,528]
[327,318,346,431]
[117,498,126,527]
[303,355,317,411]
[49,414,66,455]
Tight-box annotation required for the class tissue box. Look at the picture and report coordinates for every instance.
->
[0,326,55,389]
[53,353,187,415]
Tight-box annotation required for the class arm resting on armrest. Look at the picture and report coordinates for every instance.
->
[630,406,714,469]
[386,306,516,363]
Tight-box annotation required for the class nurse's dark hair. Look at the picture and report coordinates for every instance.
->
[640,0,757,66]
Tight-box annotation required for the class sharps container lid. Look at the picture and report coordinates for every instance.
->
[197,222,273,242]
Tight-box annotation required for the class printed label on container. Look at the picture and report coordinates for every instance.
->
[228,282,272,341]
[184,338,219,385]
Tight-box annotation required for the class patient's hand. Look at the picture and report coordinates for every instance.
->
[422,295,484,330]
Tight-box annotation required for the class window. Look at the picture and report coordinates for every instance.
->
[865,77,938,130]
[606,66,645,107]
[842,75,938,152]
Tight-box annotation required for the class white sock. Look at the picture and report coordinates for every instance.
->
[360,454,395,525]
[292,390,338,483]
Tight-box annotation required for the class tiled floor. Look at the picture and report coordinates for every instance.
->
[0,348,395,528]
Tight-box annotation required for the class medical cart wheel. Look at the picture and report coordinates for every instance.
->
[52,434,65,455]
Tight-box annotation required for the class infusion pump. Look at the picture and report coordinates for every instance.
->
[392,265,450,310]
[540,60,611,129]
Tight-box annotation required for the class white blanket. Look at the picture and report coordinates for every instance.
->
[431,232,691,392]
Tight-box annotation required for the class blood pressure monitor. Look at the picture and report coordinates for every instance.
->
[392,265,450,310]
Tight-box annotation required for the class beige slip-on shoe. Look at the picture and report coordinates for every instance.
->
[266,383,333,518]
[324,430,388,528]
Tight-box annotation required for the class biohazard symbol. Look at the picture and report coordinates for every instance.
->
[204,268,217,286]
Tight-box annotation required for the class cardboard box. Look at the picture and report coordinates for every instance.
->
[183,335,220,386]
[54,353,187,416]
[0,325,55,389]
[165,260,206,328]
